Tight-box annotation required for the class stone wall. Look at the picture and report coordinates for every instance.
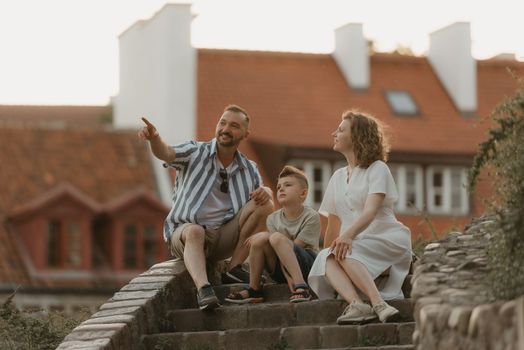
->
[56,259,199,350]
[411,216,524,350]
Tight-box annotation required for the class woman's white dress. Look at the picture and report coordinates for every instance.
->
[308,160,412,300]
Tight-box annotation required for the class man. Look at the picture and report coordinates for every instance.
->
[138,105,273,310]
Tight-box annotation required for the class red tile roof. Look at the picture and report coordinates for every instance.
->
[0,126,160,286]
[0,105,111,129]
[0,127,157,211]
[196,49,524,155]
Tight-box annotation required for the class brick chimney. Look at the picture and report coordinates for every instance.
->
[333,23,369,90]
[429,22,477,114]
[113,4,196,205]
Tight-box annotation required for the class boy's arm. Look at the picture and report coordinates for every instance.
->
[138,117,177,163]
[294,211,321,249]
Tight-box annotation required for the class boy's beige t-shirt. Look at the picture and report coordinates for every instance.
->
[266,206,321,253]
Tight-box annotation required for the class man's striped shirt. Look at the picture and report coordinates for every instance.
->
[163,139,262,241]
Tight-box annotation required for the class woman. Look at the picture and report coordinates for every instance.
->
[308,110,412,325]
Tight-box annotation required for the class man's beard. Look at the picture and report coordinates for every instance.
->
[217,132,242,147]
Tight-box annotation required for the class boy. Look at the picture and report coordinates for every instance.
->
[225,165,320,303]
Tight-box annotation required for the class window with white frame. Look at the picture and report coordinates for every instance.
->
[389,164,424,213]
[288,160,332,208]
[426,166,469,215]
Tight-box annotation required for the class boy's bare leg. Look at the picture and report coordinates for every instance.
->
[269,232,305,286]
[325,255,362,304]
[181,224,209,289]
[229,200,273,268]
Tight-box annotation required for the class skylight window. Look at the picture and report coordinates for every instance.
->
[385,90,419,116]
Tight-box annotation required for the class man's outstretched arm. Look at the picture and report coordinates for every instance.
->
[137,117,177,163]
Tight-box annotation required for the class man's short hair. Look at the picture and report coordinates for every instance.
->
[278,165,309,189]
[224,104,250,124]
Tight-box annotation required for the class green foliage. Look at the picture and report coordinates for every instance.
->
[0,292,88,350]
[469,74,524,300]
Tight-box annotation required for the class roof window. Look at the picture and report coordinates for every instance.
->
[385,90,419,116]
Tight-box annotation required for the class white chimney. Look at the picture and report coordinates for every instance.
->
[333,23,369,90]
[429,22,477,114]
[114,4,196,205]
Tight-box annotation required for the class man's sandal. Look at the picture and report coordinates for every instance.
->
[225,287,264,304]
[290,283,312,303]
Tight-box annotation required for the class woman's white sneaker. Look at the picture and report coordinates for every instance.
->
[373,301,400,323]
[336,300,377,325]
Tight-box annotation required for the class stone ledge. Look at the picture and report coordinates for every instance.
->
[56,258,195,350]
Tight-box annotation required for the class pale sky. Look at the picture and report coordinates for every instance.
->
[0,0,522,105]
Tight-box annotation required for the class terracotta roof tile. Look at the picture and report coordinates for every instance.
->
[0,127,158,212]
[196,49,524,155]
[0,105,111,129]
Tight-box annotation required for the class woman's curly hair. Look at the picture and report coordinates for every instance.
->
[342,110,390,168]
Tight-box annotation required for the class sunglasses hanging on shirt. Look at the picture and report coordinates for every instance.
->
[219,168,229,193]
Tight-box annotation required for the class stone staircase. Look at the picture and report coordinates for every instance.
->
[140,281,415,350]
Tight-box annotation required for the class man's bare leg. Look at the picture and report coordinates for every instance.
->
[229,200,273,268]
[181,224,209,289]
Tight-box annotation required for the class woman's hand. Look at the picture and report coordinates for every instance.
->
[330,234,353,261]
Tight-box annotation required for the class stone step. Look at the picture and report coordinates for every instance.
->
[141,322,415,350]
[185,276,412,308]
[316,346,414,350]
[165,299,413,332]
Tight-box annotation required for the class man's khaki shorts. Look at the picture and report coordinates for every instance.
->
[168,207,244,261]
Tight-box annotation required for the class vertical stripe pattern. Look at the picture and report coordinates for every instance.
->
[162,139,262,241]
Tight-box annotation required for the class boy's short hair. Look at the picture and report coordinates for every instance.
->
[278,165,309,189]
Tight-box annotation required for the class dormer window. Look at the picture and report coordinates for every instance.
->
[46,219,83,268]
[385,90,419,116]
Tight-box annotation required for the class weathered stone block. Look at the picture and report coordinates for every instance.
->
[111,290,158,301]
[129,275,173,284]
[295,299,343,325]
[91,306,141,319]
[281,326,320,349]
[224,328,280,350]
[247,303,295,328]
[468,304,495,337]
[56,338,112,350]
[99,298,149,310]
[83,314,135,325]
[358,323,398,345]
[398,322,415,344]
[447,306,472,335]
[319,325,359,348]
[182,331,221,350]
[120,282,168,291]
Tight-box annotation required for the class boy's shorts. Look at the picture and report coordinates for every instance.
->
[270,244,317,283]
[168,206,244,262]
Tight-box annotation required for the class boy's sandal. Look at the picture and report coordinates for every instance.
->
[290,283,312,303]
[225,287,264,304]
